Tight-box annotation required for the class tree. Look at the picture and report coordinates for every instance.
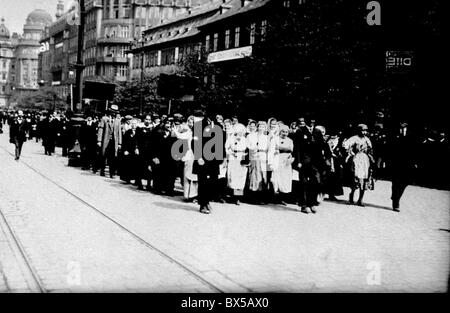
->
[178,49,249,117]
[112,75,162,115]
[179,0,378,125]
[12,87,66,111]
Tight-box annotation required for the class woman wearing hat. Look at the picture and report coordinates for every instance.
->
[345,124,375,206]
[270,124,295,205]
[246,121,270,203]
[225,123,249,205]
[174,116,198,201]
[247,121,269,203]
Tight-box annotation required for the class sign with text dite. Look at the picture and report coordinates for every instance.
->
[207,46,253,63]
[385,51,413,73]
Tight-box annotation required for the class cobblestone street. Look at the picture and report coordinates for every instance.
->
[0,131,448,293]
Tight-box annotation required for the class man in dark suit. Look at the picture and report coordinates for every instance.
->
[136,115,154,190]
[97,105,122,178]
[80,115,98,172]
[388,121,418,212]
[150,118,178,195]
[42,112,59,156]
[121,119,141,186]
[9,110,29,160]
[191,111,225,214]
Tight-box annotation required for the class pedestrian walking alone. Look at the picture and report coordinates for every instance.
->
[9,110,29,160]
[345,124,375,206]
[388,121,418,212]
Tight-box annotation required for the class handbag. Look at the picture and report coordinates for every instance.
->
[240,148,250,166]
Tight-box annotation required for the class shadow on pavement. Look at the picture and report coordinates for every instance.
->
[151,201,198,213]
[361,203,393,211]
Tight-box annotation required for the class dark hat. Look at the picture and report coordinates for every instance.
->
[193,109,205,117]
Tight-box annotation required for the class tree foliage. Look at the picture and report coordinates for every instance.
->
[13,87,66,111]
[112,75,162,115]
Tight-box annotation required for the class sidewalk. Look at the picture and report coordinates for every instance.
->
[0,131,449,292]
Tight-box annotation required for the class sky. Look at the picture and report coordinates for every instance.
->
[0,0,73,35]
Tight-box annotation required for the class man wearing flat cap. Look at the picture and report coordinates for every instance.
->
[97,104,122,178]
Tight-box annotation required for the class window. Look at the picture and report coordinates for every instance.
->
[118,65,127,77]
[205,35,210,52]
[234,27,240,48]
[283,0,290,7]
[121,26,130,38]
[161,49,175,66]
[261,20,267,41]
[213,33,218,51]
[1,73,5,80]
[225,29,230,49]
[113,0,119,19]
[250,23,256,44]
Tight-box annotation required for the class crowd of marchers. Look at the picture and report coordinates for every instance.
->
[1,107,449,214]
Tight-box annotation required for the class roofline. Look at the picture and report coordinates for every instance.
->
[129,33,201,53]
[198,0,272,29]
[143,6,222,34]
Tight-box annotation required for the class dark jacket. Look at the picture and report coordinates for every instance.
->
[9,119,29,142]
[387,128,417,177]
[136,126,153,160]
[191,119,225,176]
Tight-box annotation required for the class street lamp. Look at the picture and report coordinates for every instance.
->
[74,0,85,113]
[129,37,145,116]
[68,70,75,111]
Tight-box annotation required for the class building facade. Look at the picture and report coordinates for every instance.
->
[0,18,15,108]
[38,3,79,106]
[36,0,203,107]
[12,9,53,100]
[129,0,241,80]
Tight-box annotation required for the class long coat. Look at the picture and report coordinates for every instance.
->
[9,119,29,143]
[97,116,122,157]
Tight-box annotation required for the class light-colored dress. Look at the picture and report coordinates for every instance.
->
[247,132,269,191]
[176,128,198,199]
[345,135,374,190]
[270,136,294,193]
[226,135,248,195]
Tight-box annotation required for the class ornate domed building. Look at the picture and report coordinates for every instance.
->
[23,9,53,41]
[9,9,53,102]
[0,17,14,108]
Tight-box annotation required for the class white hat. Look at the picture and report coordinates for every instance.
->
[233,123,246,134]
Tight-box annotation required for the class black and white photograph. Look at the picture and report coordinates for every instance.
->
[0,0,447,298]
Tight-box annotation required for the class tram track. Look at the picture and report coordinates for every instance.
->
[0,202,46,293]
[0,144,224,293]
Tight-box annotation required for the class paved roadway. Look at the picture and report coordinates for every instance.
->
[0,127,448,292]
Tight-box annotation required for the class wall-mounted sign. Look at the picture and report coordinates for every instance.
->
[39,42,50,52]
[207,46,253,63]
[386,51,413,73]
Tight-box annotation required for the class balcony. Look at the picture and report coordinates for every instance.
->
[96,56,129,64]
[97,37,133,44]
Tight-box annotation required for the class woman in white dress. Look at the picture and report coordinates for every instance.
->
[267,117,279,200]
[174,116,198,201]
[345,124,375,206]
[247,121,270,204]
[270,125,295,205]
[225,123,249,205]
